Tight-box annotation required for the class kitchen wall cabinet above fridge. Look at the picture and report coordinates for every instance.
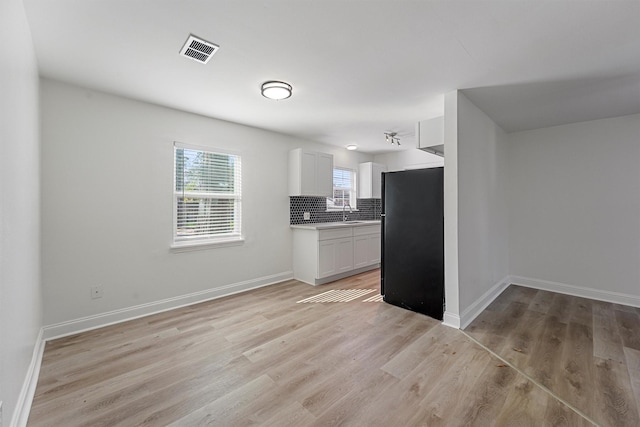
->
[288,148,334,197]
[416,116,444,157]
[358,162,386,199]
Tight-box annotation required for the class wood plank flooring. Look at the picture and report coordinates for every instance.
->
[465,285,640,427]
[28,272,631,426]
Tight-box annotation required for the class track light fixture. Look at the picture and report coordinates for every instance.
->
[384,132,401,146]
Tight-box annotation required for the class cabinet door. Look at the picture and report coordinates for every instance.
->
[353,235,370,268]
[371,164,385,199]
[300,150,317,196]
[357,163,372,198]
[335,237,354,273]
[368,233,381,264]
[316,152,334,197]
[358,162,386,199]
[318,240,337,278]
[290,149,334,196]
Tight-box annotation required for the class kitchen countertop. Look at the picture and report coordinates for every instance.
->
[290,220,381,230]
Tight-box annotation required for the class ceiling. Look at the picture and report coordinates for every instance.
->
[23,0,640,153]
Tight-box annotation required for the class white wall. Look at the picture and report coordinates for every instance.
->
[442,91,460,327]
[456,93,509,318]
[0,0,42,424]
[40,79,372,330]
[443,91,510,328]
[332,148,373,172]
[508,113,640,304]
[374,148,443,172]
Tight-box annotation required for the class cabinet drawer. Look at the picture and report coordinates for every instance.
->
[353,225,380,236]
[318,228,353,241]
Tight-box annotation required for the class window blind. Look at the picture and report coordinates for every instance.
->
[328,167,356,209]
[333,168,352,189]
[174,144,242,243]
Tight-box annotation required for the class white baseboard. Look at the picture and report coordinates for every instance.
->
[442,311,461,329]
[510,275,640,308]
[459,276,511,330]
[443,275,640,331]
[441,276,510,330]
[10,328,45,427]
[313,264,379,285]
[43,271,293,340]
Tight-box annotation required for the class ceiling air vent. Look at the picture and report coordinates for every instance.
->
[179,34,219,64]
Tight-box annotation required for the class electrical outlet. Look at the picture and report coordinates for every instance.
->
[91,285,103,299]
[303,212,310,220]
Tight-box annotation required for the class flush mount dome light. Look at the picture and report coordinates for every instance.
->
[261,81,292,100]
[346,144,358,151]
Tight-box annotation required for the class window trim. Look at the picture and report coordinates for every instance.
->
[170,236,244,252]
[172,142,243,249]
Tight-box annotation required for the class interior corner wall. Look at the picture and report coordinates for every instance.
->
[455,92,509,323]
[40,79,372,329]
[507,113,640,304]
[443,91,460,327]
[0,0,43,424]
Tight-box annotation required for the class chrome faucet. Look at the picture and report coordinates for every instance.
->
[343,203,353,222]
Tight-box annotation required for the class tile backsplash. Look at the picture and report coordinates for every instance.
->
[290,196,381,225]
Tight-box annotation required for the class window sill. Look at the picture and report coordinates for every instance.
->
[170,237,245,253]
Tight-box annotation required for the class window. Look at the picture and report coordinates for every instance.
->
[327,167,357,210]
[173,142,242,247]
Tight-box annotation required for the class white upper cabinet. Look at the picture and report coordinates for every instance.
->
[289,149,334,197]
[316,152,333,197]
[358,162,386,198]
[416,116,444,157]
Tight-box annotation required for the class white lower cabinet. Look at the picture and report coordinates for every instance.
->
[335,238,355,274]
[353,235,370,269]
[368,233,381,264]
[354,234,380,268]
[318,237,354,278]
[292,224,380,285]
[354,225,381,269]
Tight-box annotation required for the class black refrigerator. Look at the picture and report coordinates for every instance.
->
[381,167,444,320]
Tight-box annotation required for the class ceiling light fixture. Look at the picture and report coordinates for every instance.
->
[384,132,401,146]
[346,144,358,151]
[261,81,292,100]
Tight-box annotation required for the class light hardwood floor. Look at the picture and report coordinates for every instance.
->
[28,271,636,426]
[465,285,640,427]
